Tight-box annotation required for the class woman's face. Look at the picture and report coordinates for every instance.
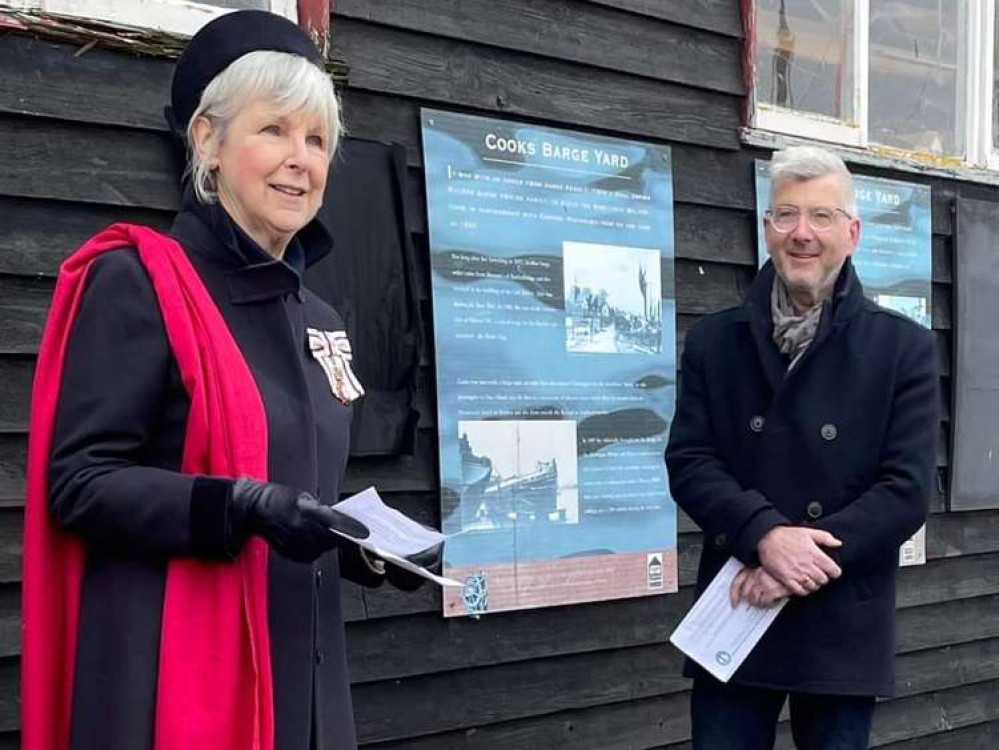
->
[207,99,330,257]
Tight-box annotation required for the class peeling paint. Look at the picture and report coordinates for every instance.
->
[742,126,999,187]
[0,7,348,82]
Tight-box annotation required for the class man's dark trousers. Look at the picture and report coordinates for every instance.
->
[691,679,875,750]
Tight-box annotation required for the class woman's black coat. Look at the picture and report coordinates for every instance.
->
[48,194,380,749]
[666,260,939,696]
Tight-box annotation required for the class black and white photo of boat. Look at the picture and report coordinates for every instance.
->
[457,420,579,532]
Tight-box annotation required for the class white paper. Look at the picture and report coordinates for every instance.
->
[335,487,443,556]
[669,558,787,682]
[899,525,926,567]
[331,487,463,587]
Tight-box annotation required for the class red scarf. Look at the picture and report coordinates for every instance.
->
[22,224,274,750]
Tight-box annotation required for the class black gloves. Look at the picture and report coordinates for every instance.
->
[229,478,368,563]
[385,542,444,592]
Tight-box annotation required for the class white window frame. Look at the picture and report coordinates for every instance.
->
[979,0,999,170]
[753,0,868,148]
[749,0,999,172]
[2,0,297,37]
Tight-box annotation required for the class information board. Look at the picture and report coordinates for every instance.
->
[422,109,679,616]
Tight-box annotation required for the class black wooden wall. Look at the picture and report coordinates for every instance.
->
[1,1,998,747]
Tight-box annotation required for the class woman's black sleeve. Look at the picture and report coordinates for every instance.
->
[48,250,233,559]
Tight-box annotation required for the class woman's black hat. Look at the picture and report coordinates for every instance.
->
[165,9,323,139]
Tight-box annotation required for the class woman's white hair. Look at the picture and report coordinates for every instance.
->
[187,50,343,204]
[769,145,857,215]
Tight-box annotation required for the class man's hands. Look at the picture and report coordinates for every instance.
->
[729,526,843,607]
[758,525,842,597]
[730,566,792,608]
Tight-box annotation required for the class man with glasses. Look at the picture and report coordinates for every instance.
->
[666,146,938,749]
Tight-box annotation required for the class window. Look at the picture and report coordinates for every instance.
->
[1,0,297,37]
[750,0,999,170]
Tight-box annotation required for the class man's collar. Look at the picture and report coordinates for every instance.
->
[744,258,863,324]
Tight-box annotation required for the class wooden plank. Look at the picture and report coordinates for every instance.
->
[363,672,999,750]
[340,91,422,165]
[360,691,689,749]
[407,232,432,305]
[672,145,757,209]
[674,260,753,315]
[334,0,743,95]
[876,720,999,749]
[0,437,26,505]
[939,377,951,423]
[0,196,172,277]
[770,679,999,748]
[0,512,22,585]
[935,329,951,378]
[893,637,999,700]
[343,429,438,494]
[0,359,33,431]
[353,643,688,743]
[581,0,743,38]
[927,510,999,558]
[0,115,181,210]
[868,681,999,747]
[662,708,999,750]
[340,579,370,622]
[674,205,756,266]
[931,282,951,330]
[0,587,18,659]
[0,34,171,130]
[332,18,741,151]
[0,277,51,356]
[931,235,952,284]
[929,187,954,236]
[348,588,695,683]
[0,659,14,732]
[897,594,999,653]
[953,177,999,207]
[896,551,999,608]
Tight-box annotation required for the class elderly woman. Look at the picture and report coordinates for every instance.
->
[21,10,408,750]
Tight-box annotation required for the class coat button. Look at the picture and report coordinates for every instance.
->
[820,423,838,441]
[315,649,324,665]
[315,569,323,589]
[714,533,728,547]
[750,415,765,433]
[806,501,823,520]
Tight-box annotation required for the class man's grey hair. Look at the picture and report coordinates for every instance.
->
[768,145,857,215]
[187,50,344,205]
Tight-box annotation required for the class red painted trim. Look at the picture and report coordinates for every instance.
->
[297,0,330,57]
[740,0,756,128]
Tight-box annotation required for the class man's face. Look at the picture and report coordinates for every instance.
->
[765,174,861,308]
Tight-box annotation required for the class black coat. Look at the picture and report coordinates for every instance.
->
[48,194,380,750]
[665,260,939,696]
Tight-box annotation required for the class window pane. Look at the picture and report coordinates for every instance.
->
[755,0,855,121]
[869,0,966,156]
[994,5,999,151]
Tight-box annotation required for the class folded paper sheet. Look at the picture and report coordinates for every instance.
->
[332,487,462,587]
[669,558,787,682]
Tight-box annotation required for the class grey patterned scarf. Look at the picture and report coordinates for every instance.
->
[771,277,823,369]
